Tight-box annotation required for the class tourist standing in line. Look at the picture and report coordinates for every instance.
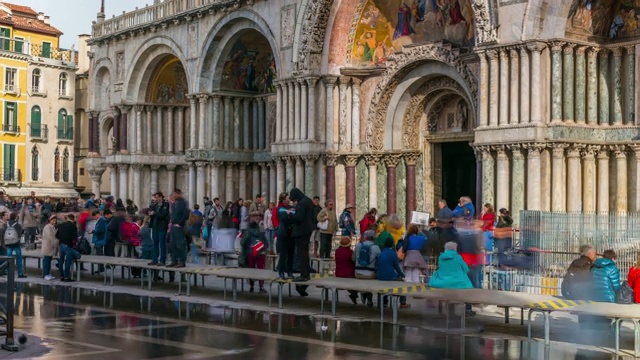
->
[276,193,295,279]
[41,215,58,280]
[263,202,276,254]
[316,200,338,259]
[359,208,377,236]
[57,214,78,282]
[19,198,40,250]
[311,196,323,257]
[590,250,620,303]
[91,209,112,274]
[289,188,315,282]
[148,192,170,266]
[107,207,125,257]
[239,200,251,234]
[5,212,25,278]
[339,204,356,237]
[168,189,190,268]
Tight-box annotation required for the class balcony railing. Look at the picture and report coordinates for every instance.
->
[2,124,19,134]
[91,0,222,38]
[3,84,17,94]
[1,168,20,183]
[0,37,75,64]
[58,88,70,97]
[30,86,46,96]
[29,124,48,140]
[57,127,73,141]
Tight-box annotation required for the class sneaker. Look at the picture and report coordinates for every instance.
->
[44,275,54,281]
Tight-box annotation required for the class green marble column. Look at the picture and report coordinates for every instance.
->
[586,48,599,125]
[551,42,564,123]
[396,157,407,223]
[376,161,387,215]
[356,159,369,217]
[303,156,316,197]
[481,147,495,207]
[612,48,623,125]
[509,145,525,227]
[626,45,636,124]
[575,47,586,124]
[599,50,610,125]
[563,44,575,122]
[416,157,424,211]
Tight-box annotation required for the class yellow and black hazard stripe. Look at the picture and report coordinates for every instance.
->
[382,284,428,295]
[528,299,592,309]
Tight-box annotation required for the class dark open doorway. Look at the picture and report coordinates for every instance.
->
[441,141,476,211]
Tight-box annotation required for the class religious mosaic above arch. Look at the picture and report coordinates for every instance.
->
[220,30,277,94]
[566,0,640,39]
[347,0,475,66]
[146,56,188,104]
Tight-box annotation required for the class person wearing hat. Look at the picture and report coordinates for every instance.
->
[354,230,381,306]
[316,200,338,259]
[41,215,58,281]
[335,236,359,304]
[338,204,356,237]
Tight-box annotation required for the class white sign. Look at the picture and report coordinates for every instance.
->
[410,211,431,225]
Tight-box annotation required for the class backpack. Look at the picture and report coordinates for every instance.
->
[4,223,19,245]
[616,282,634,304]
[357,243,372,268]
[339,212,349,229]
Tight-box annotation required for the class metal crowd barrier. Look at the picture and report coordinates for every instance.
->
[0,256,17,351]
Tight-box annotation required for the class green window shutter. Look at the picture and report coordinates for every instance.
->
[67,115,73,139]
[32,107,41,127]
[12,103,17,127]
[1,29,10,51]
[14,39,22,53]
[42,42,51,58]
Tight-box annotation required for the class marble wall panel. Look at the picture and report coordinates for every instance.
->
[396,158,407,221]
[376,163,387,215]
[336,164,346,214]
[356,159,369,217]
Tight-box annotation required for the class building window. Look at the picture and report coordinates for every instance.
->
[5,67,16,92]
[62,147,69,182]
[30,106,42,138]
[54,147,60,182]
[0,28,10,52]
[57,109,73,140]
[3,102,17,133]
[31,146,39,181]
[14,36,23,53]
[41,41,51,58]
[58,73,68,96]
[31,69,41,93]
[3,143,15,182]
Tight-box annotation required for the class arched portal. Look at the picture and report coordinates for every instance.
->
[145,55,189,104]
[99,116,115,157]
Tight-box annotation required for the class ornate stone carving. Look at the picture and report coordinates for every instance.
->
[131,163,144,171]
[343,155,359,167]
[295,0,334,74]
[597,146,610,159]
[322,75,337,87]
[197,94,210,104]
[117,163,129,170]
[587,47,600,58]
[150,165,161,171]
[302,155,319,164]
[526,42,546,53]
[365,44,477,151]
[550,41,566,52]
[403,153,421,166]
[471,0,497,45]
[562,43,577,54]
[549,143,568,157]
[363,154,381,167]
[325,154,339,167]
[611,145,628,158]
[566,145,582,158]
[195,161,207,168]
[507,144,524,159]
[581,145,599,159]
[523,143,545,157]
[383,155,402,168]
[166,165,177,171]
[599,49,610,59]
[88,167,105,181]
[611,47,624,57]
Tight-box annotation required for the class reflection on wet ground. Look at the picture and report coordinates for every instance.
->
[0,282,622,359]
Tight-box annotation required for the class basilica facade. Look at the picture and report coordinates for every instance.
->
[84,0,640,223]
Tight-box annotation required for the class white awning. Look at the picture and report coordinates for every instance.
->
[0,187,80,199]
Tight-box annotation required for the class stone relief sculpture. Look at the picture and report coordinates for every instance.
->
[296,0,335,73]
[115,52,125,81]
[281,5,296,48]
[471,0,497,44]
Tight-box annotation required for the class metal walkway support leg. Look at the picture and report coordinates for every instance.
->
[1,257,16,351]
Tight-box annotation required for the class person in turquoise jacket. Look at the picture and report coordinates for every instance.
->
[590,249,620,303]
[429,242,473,289]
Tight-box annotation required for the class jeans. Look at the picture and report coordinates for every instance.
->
[264,229,275,252]
[6,246,23,276]
[277,235,295,276]
[152,230,167,264]
[191,244,200,264]
[319,233,333,259]
[295,235,311,279]
[170,226,186,265]
[94,245,105,272]
[59,244,75,279]
[24,227,37,247]
[43,256,52,277]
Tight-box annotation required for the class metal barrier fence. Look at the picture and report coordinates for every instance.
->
[0,256,17,351]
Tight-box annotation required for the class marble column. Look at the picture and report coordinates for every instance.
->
[325,155,338,210]
[528,42,546,124]
[155,106,164,153]
[166,107,174,153]
[88,112,95,154]
[260,163,269,200]
[303,156,316,197]
[268,163,276,203]
[351,78,361,149]
[519,46,530,124]
[87,167,103,196]
[631,146,640,211]
[212,95,221,149]
[176,107,185,153]
[285,157,295,192]
[339,76,350,150]
[110,165,118,196]
[113,110,121,151]
[525,144,543,210]
[252,164,260,198]
[150,165,159,195]
[509,145,525,225]
[287,82,294,141]
[597,148,610,212]
[480,147,494,206]
[495,146,510,210]
[307,77,318,141]
[119,106,129,153]
[599,49,610,125]
[586,48,599,125]
[405,153,419,222]
[344,155,358,215]
[210,162,221,200]
[295,157,304,190]
[233,97,241,149]
[134,106,143,153]
[575,47,586,124]
[252,100,259,149]
[258,99,266,149]
[275,84,282,142]
[188,95,197,148]
[276,159,285,199]
[166,165,176,197]
[225,163,235,202]
[188,163,196,206]
[509,49,520,125]
[550,42,564,123]
[238,163,247,200]
[243,99,250,150]
[324,77,337,149]
[550,144,567,212]
[566,146,582,212]
[196,161,207,206]
[562,44,576,123]
[614,146,628,212]
[364,155,380,211]
[281,84,289,142]
[479,51,489,127]
[626,45,636,125]
[132,164,142,213]
[612,48,623,125]
[118,164,129,200]
[487,50,499,127]
[299,79,308,140]
[223,97,232,149]
[294,80,301,141]
[582,146,597,213]
[384,155,400,215]
[499,50,509,126]
[145,106,153,153]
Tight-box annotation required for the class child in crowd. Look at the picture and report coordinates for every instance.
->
[41,215,58,281]
[335,236,358,304]
[240,220,267,293]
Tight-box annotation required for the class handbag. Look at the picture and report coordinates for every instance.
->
[617,282,634,304]
[317,220,329,230]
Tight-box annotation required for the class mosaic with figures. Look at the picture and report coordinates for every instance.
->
[220,30,277,93]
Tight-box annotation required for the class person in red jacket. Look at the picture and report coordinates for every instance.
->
[335,236,358,304]
[628,259,640,303]
[481,203,496,265]
[359,208,377,235]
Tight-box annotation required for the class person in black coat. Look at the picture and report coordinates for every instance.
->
[148,192,170,266]
[106,209,125,257]
[56,213,78,281]
[289,188,315,282]
[168,189,190,268]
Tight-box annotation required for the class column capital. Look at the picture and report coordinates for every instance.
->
[403,152,420,165]
[562,43,577,53]
[523,143,545,157]
[599,48,611,58]
[499,49,509,60]
[566,145,582,158]
[351,77,363,87]
[197,93,210,103]
[611,47,624,57]
[526,41,547,53]
[145,105,155,112]
[233,97,241,106]
[587,47,600,58]
[150,164,161,171]
[88,110,99,118]
[165,165,177,171]
[322,75,338,87]
[296,77,308,86]
[133,104,145,113]
[581,145,599,159]
[283,156,294,165]
[118,104,132,112]
[195,161,208,168]
[339,76,351,87]
[131,163,144,171]
[597,147,610,159]
[485,49,498,60]
[343,155,359,167]
[625,44,636,55]
[88,167,105,179]
[325,154,339,166]
[363,154,381,166]
[575,46,587,55]
[225,161,237,167]
[212,161,224,167]
[210,93,221,100]
[509,47,520,58]
[238,163,248,170]
[117,163,129,170]
[549,41,565,52]
[186,93,197,100]
[492,144,507,155]
[630,144,640,157]
[612,145,628,158]
[258,161,269,168]
[302,155,319,163]
[549,143,569,157]
[383,154,402,168]
[507,144,524,159]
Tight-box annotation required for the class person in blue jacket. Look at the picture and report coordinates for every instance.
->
[429,242,473,289]
[377,237,406,308]
[452,196,475,221]
[590,249,620,303]
[90,209,112,274]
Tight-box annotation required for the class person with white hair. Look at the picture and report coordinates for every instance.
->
[452,196,475,221]
[428,241,473,290]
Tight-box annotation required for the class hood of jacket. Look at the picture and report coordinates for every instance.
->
[594,257,615,268]
[439,249,458,261]
[289,188,304,202]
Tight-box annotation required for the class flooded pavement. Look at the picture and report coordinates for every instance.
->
[0,282,623,359]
